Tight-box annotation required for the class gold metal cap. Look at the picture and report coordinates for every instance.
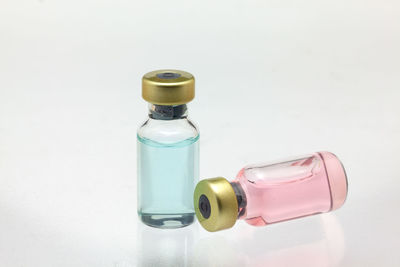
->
[142,69,195,105]
[194,177,238,232]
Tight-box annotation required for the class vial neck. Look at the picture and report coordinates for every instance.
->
[148,104,188,120]
[230,181,247,220]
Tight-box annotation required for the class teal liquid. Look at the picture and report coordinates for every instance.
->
[137,135,199,228]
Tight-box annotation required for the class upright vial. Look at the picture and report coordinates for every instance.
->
[138,70,199,228]
[194,152,347,232]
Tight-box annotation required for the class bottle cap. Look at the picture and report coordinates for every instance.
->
[193,177,238,232]
[142,70,195,105]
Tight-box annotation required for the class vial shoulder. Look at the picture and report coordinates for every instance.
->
[137,117,199,143]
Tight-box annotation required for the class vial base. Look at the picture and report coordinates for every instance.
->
[139,213,195,229]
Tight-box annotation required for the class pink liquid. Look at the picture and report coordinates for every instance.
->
[234,152,348,226]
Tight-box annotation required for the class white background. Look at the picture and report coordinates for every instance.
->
[1,0,399,266]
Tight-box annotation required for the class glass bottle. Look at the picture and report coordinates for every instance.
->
[138,70,199,229]
[194,151,347,232]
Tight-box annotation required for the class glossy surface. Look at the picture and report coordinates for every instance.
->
[235,152,347,226]
[137,135,199,228]
[0,0,399,265]
[137,103,199,229]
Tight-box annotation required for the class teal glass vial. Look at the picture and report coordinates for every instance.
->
[137,70,199,228]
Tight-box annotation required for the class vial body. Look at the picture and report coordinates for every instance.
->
[234,152,347,226]
[137,104,199,228]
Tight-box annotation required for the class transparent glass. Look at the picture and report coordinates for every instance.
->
[232,152,348,226]
[137,104,199,228]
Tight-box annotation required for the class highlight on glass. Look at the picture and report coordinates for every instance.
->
[137,70,199,229]
[194,152,348,232]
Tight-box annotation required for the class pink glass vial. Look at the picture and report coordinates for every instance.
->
[193,151,348,232]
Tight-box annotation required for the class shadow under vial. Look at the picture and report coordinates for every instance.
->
[136,213,345,267]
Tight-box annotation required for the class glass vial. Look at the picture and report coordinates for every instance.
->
[138,70,199,229]
[194,152,347,232]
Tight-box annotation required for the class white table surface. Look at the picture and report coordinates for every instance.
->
[1,0,399,266]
